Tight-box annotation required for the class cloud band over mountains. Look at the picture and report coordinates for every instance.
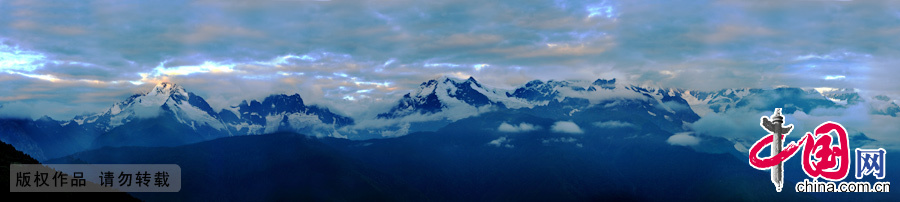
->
[1,0,899,119]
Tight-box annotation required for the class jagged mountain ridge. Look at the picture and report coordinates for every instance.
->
[74,82,354,135]
[218,93,354,135]
[377,77,508,119]
[71,82,225,132]
[376,77,703,123]
[1,82,355,160]
[3,77,899,160]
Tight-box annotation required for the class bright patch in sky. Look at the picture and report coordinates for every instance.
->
[425,63,461,68]
[824,75,846,80]
[795,54,838,61]
[279,54,316,64]
[587,3,615,19]
[0,43,46,72]
[150,61,236,77]
[473,64,489,71]
[257,54,318,67]
[9,71,59,82]
[353,80,391,88]
[383,59,396,67]
[794,52,871,61]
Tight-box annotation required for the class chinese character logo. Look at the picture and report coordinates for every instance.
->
[748,108,852,192]
[856,148,886,179]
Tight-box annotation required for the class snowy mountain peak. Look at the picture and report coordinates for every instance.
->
[464,76,483,88]
[149,82,189,98]
[232,93,307,115]
[141,82,218,116]
[465,76,477,82]
[811,87,854,94]
[411,79,441,98]
[218,93,354,135]
[407,76,486,101]
[74,82,225,132]
[807,87,862,105]
[378,76,504,118]
[508,79,595,101]
[593,78,616,89]
[869,95,899,117]
[124,82,194,110]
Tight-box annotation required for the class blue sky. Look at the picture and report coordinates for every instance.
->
[1,0,899,119]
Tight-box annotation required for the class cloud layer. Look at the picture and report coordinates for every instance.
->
[1,0,899,120]
[498,122,539,133]
[551,121,584,134]
[667,132,701,146]
[593,120,635,128]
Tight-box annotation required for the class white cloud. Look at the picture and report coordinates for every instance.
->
[551,121,584,134]
[542,137,578,144]
[0,42,47,72]
[553,81,651,105]
[0,100,108,120]
[734,142,748,154]
[689,108,769,141]
[498,122,539,133]
[488,136,514,148]
[667,132,700,146]
[379,122,411,138]
[592,120,635,128]
[541,137,583,148]
[690,102,900,149]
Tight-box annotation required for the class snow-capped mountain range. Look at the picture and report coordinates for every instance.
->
[217,93,354,135]
[1,82,357,160]
[71,82,226,132]
[69,82,354,136]
[377,77,524,119]
[2,77,898,161]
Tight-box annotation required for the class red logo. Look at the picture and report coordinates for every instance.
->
[748,109,851,191]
